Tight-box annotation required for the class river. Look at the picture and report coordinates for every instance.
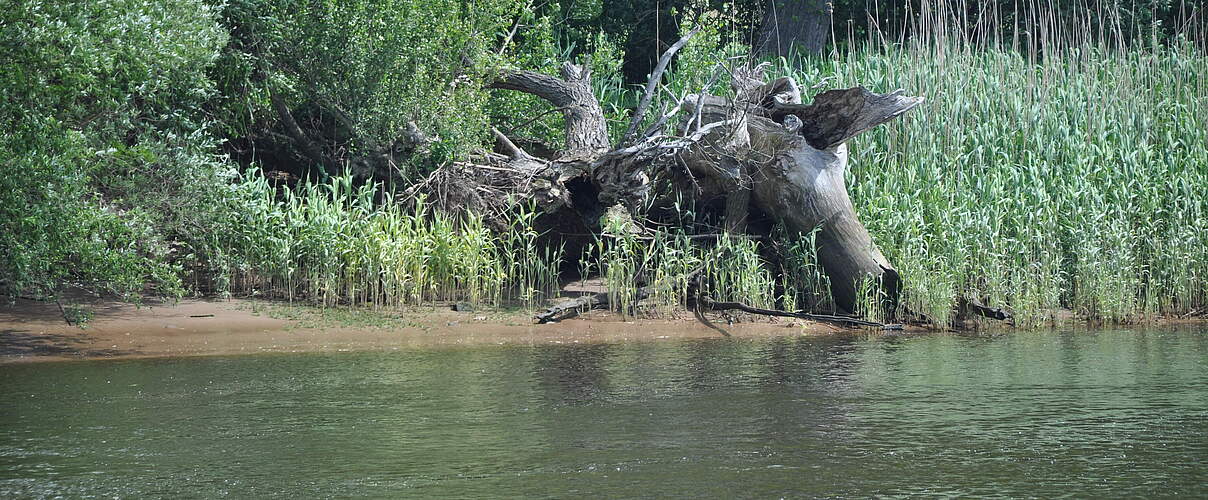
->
[2,328,1206,497]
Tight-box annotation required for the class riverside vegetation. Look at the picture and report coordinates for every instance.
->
[2,0,1205,327]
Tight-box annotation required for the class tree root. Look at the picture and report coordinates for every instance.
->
[534,278,902,335]
[534,265,706,324]
[691,295,901,334]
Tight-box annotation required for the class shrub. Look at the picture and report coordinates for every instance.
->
[0,0,229,298]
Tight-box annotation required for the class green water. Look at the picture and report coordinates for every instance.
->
[2,329,1206,498]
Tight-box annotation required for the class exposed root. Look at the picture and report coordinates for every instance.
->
[692,295,900,330]
[692,303,732,337]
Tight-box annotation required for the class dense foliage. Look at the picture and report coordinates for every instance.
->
[0,0,229,298]
[814,29,1208,325]
[211,0,521,179]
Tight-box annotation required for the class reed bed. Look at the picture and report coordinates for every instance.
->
[204,171,561,309]
[770,2,1208,324]
[591,213,780,318]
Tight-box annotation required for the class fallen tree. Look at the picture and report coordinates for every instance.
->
[418,32,928,322]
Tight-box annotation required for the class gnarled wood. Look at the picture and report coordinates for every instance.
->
[771,87,923,150]
[454,52,923,320]
[678,76,921,314]
[745,121,902,314]
[489,62,610,157]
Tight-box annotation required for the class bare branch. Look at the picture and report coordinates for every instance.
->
[770,87,925,150]
[489,69,581,106]
[693,295,901,329]
[621,26,703,145]
[495,0,531,58]
[492,127,531,160]
[691,64,729,133]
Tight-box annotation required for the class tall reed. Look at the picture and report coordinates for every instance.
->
[208,170,560,309]
[771,0,1208,324]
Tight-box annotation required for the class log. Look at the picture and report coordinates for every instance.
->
[534,287,652,324]
[960,297,1014,322]
[534,263,706,323]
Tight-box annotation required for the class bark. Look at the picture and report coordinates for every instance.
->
[748,86,921,313]
[757,0,833,57]
[270,88,328,170]
[746,139,901,313]
[489,62,610,157]
[680,77,922,315]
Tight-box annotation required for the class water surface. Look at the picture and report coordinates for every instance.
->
[3,328,1206,497]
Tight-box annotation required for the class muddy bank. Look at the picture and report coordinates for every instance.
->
[0,297,868,363]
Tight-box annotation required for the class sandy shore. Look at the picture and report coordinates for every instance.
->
[0,297,859,363]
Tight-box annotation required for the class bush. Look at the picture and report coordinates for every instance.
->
[0,0,229,298]
[213,0,525,180]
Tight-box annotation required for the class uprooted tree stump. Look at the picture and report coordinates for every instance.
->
[417,33,925,321]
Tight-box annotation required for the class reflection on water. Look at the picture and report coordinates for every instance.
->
[2,328,1206,497]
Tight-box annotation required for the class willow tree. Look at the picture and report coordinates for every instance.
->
[756,0,832,56]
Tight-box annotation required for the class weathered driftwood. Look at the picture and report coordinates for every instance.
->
[430,34,927,318]
[677,68,922,314]
[534,287,651,324]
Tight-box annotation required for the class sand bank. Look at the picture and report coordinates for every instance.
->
[0,297,856,363]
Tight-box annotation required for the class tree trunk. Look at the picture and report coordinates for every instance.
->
[746,134,900,313]
[681,81,921,314]
[757,0,833,57]
[489,62,610,158]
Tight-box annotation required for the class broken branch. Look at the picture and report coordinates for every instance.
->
[621,26,703,145]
